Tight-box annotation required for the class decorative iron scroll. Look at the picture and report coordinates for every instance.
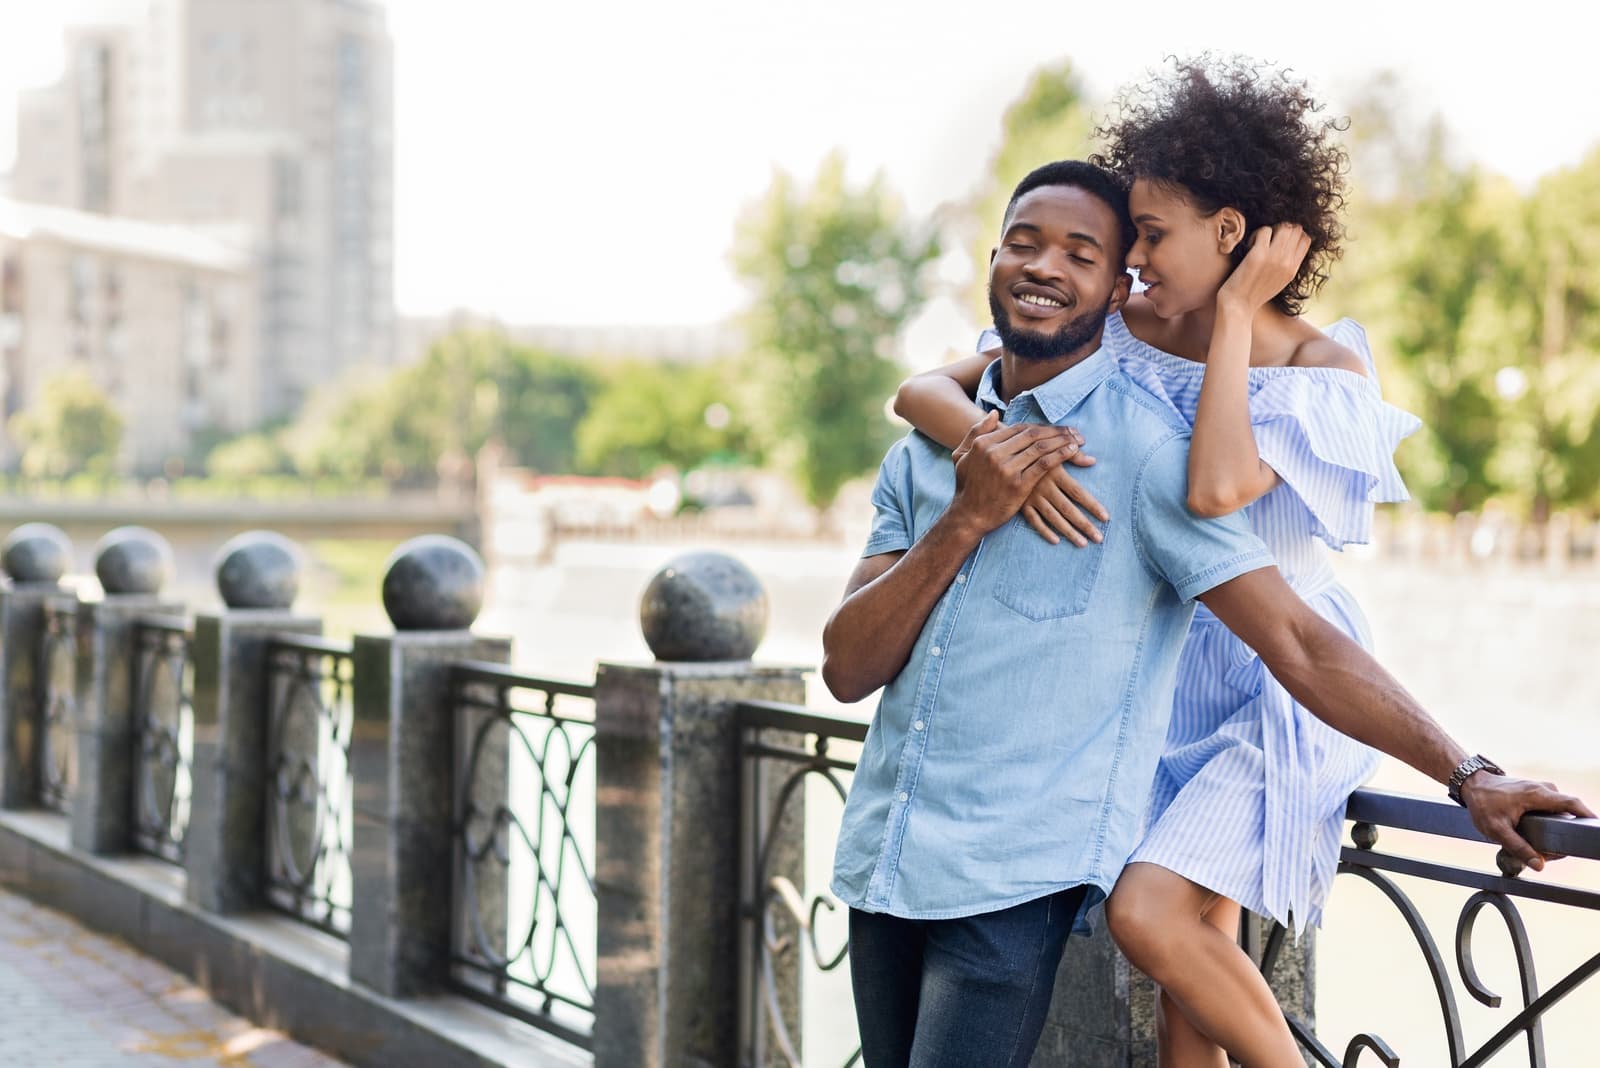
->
[131,617,194,863]
[448,661,597,1049]
[1260,792,1600,1068]
[736,700,867,1068]
[37,596,79,814]
[263,635,355,937]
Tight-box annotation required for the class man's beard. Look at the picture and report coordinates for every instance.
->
[987,285,1108,362]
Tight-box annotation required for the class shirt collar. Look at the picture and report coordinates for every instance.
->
[976,345,1116,424]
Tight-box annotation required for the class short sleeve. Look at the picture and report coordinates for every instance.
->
[862,442,914,558]
[1250,325,1421,549]
[1133,435,1274,602]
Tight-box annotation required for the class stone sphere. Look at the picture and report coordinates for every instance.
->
[214,531,302,609]
[381,535,484,631]
[639,551,768,662]
[2,523,72,584]
[94,526,174,595]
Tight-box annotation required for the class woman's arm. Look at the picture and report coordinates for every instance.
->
[1186,225,1310,517]
[895,354,1109,545]
[893,354,992,450]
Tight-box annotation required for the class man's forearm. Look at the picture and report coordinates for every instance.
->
[1265,611,1465,783]
[821,511,985,703]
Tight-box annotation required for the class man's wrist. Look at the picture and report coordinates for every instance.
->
[1449,754,1506,805]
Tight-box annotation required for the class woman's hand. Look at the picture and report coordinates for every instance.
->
[1019,430,1108,547]
[1217,224,1312,316]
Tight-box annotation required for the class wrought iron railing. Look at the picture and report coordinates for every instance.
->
[37,595,80,814]
[1268,789,1600,1068]
[730,699,1600,1068]
[263,634,356,938]
[131,615,194,863]
[448,660,597,1048]
[735,700,866,1068]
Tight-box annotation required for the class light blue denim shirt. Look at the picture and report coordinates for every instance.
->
[830,346,1273,931]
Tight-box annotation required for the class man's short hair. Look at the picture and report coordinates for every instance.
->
[1002,160,1136,261]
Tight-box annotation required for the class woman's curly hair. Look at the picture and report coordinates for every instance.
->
[1090,55,1349,316]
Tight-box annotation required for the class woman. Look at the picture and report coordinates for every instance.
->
[894,56,1420,1066]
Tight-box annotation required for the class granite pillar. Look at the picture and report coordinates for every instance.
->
[0,584,67,809]
[347,630,511,998]
[186,610,322,914]
[70,596,184,853]
[592,660,806,1068]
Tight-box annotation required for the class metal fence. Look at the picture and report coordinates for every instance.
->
[263,635,356,938]
[448,660,598,1048]
[37,595,80,814]
[735,700,866,1068]
[730,700,1600,1068]
[131,616,194,863]
[1274,790,1600,1068]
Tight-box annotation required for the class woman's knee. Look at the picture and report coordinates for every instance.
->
[1105,880,1168,966]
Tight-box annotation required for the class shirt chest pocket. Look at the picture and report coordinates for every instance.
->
[990,515,1107,621]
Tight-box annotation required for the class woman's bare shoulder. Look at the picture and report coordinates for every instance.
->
[1287,322,1368,377]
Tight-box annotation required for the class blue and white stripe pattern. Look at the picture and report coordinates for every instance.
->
[979,313,1421,929]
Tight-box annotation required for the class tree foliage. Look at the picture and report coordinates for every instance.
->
[284,331,600,484]
[575,359,761,479]
[8,371,124,479]
[732,152,940,509]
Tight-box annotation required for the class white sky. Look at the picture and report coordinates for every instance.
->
[3,0,1599,336]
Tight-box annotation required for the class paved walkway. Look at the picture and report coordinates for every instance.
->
[0,889,347,1067]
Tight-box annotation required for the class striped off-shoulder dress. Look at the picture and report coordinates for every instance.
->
[981,312,1422,930]
[1111,312,1421,931]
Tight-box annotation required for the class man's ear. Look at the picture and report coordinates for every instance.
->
[989,246,998,267]
[1107,269,1133,315]
[1216,208,1246,255]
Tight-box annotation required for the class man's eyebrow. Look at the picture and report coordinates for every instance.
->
[1067,231,1104,251]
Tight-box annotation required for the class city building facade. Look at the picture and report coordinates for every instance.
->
[6,0,394,458]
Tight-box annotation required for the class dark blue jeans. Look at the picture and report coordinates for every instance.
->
[848,885,1088,1068]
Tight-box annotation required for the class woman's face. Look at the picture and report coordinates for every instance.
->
[1125,178,1236,319]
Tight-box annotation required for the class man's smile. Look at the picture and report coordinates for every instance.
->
[1010,283,1071,318]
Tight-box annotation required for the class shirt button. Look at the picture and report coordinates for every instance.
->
[930,645,942,657]
[897,791,910,803]
[955,574,967,584]
[913,719,926,731]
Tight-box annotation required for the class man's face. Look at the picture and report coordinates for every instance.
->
[987,185,1129,361]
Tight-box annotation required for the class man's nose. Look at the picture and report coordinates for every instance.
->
[1023,250,1068,280]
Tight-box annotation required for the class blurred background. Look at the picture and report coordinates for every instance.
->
[0,1,1597,1054]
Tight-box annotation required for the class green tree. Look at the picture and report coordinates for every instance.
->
[205,432,292,481]
[285,330,599,485]
[8,371,124,479]
[732,152,940,511]
[966,61,1096,319]
[575,359,760,479]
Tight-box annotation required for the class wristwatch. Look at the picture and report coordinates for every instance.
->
[1447,754,1505,805]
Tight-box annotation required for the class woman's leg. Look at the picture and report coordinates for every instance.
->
[1155,895,1240,1068]
[1105,863,1303,1068]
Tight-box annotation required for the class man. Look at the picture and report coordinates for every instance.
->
[820,160,1591,1067]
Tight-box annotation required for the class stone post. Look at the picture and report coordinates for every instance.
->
[186,532,321,914]
[593,551,805,1068]
[0,524,73,809]
[348,535,511,998]
[72,528,186,853]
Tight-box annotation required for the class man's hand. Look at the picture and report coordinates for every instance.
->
[1459,771,1596,873]
[948,410,1083,535]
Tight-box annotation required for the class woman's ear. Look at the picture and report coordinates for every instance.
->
[1216,208,1246,255]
